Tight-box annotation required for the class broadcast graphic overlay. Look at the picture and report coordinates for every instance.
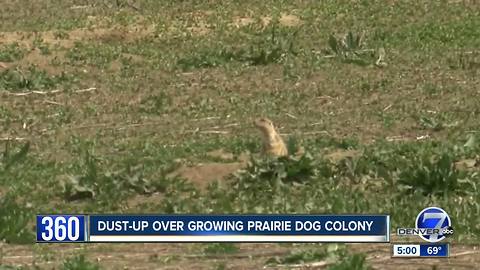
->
[393,207,452,258]
[36,215,87,243]
[37,214,390,243]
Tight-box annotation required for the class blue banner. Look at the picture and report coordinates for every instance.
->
[420,244,449,257]
[37,215,86,242]
[88,214,389,243]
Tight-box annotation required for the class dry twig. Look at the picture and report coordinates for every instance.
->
[2,87,97,97]
[0,137,27,141]
[264,261,331,269]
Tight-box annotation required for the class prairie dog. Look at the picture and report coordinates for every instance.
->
[254,117,288,157]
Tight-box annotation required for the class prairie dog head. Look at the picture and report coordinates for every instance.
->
[254,117,276,135]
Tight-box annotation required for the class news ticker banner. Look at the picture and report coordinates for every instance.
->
[392,243,449,258]
[37,214,390,243]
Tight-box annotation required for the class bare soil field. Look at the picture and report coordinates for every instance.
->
[1,1,479,269]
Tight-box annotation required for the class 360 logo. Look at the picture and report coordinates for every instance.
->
[416,207,453,243]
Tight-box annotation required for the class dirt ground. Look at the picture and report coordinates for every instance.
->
[2,157,479,270]
[1,241,479,269]
[2,149,480,269]
[1,2,479,269]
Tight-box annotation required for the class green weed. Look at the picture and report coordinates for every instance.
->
[63,149,168,206]
[53,30,70,39]
[0,266,31,270]
[62,255,101,270]
[66,42,121,68]
[32,37,51,55]
[203,243,239,254]
[0,66,72,91]
[0,43,25,62]
[177,25,299,70]
[0,195,34,244]
[1,141,30,172]
[231,153,318,194]
[245,24,299,66]
[177,48,242,70]
[139,92,173,114]
[326,31,376,66]
[398,150,474,196]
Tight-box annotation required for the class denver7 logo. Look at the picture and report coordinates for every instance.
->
[416,207,452,243]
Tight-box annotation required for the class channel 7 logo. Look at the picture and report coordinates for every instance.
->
[397,207,454,243]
